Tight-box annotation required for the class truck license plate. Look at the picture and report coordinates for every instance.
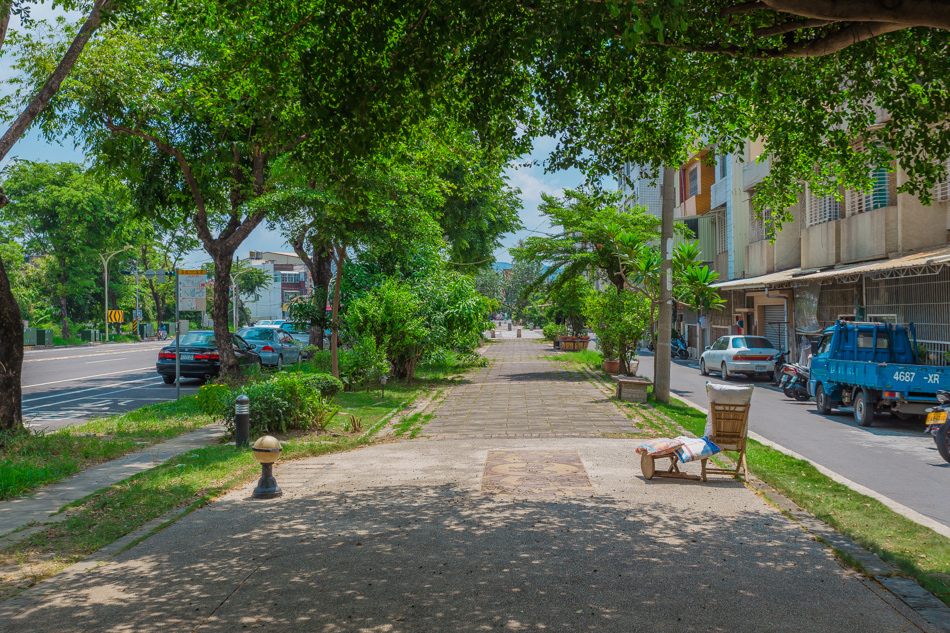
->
[755,365,766,371]
[180,353,194,361]
[926,411,947,425]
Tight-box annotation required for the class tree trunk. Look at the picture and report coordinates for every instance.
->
[291,235,334,350]
[655,166,675,403]
[209,250,239,377]
[0,255,24,431]
[147,278,164,325]
[330,244,345,379]
[59,294,69,340]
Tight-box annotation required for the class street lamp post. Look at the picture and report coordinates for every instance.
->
[99,245,132,342]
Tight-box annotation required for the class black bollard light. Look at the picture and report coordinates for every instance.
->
[380,375,388,398]
[251,435,282,499]
[235,394,250,449]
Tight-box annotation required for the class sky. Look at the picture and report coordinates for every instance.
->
[0,7,596,268]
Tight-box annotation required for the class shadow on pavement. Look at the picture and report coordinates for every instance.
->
[2,483,915,632]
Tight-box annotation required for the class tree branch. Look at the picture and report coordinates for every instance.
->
[752,18,833,37]
[0,0,113,169]
[721,1,766,17]
[760,0,950,29]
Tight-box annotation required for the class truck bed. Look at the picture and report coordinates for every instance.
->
[827,359,950,394]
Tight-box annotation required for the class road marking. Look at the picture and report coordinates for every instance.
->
[24,346,164,363]
[85,358,124,364]
[23,379,169,411]
[22,367,156,390]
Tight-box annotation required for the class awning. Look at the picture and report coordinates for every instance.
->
[713,267,803,290]
[794,245,950,282]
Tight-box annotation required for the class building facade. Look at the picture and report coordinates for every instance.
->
[621,138,950,363]
[242,251,312,322]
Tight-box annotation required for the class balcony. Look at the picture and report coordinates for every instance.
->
[675,196,697,218]
[710,178,728,210]
[742,156,770,191]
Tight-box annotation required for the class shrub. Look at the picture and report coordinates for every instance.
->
[201,373,341,436]
[543,322,567,342]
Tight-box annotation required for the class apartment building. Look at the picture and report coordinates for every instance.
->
[621,138,950,363]
[242,251,312,322]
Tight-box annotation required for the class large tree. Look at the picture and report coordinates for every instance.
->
[1,161,132,339]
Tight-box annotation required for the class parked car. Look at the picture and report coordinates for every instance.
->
[236,326,302,369]
[156,331,261,383]
[699,335,778,380]
[279,322,319,356]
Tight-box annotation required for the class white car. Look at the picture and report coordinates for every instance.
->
[699,335,778,380]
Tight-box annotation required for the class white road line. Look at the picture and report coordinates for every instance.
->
[22,367,155,390]
[24,346,163,363]
[85,358,124,364]
[23,378,169,411]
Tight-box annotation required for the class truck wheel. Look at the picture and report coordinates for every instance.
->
[815,384,832,415]
[936,421,950,463]
[853,390,875,427]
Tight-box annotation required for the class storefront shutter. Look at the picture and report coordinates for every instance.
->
[763,304,787,351]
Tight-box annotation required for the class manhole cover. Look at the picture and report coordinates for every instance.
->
[481,450,595,497]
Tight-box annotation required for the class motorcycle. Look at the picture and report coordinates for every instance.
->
[779,362,811,401]
[925,391,950,463]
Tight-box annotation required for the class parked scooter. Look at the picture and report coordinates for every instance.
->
[671,337,690,360]
[779,362,811,401]
[772,350,788,384]
[925,391,950,463]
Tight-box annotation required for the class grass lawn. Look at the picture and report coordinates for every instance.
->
[0,397,214,501]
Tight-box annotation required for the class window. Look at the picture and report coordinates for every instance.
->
[847,168,893,215]
[240,328,275,341]
[178,333,215,346]
[805,184,842,227]
[733,336,775,349]
[718,153,727,180]
[857,331,890,349]
[688,166,699,197]
[281,273,301,283]
[750,206,773,243]
[934,157,950,202]
[817,334,832,355]
[713,338,728,350]
[716,213,728,254]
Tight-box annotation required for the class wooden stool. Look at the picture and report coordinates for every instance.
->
[640,452,706,482]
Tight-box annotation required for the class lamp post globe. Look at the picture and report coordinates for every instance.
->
[251,435,283,499]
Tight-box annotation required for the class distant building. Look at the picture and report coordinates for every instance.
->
[241,251,312,321]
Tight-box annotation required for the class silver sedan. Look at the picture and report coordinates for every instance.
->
[236,326,302,369]
[699,335,779,380]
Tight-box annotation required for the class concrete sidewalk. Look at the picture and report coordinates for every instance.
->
[0,339,938,631]
[0,437,932,632]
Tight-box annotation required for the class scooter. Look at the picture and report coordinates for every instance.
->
[779,362,811,401]
[925,390,950,463]
[671,337,690,360]
[772,350,788,384]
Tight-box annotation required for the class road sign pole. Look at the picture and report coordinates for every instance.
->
[175,269,180,400]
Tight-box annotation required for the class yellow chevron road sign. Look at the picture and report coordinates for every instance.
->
[108,310,124,323]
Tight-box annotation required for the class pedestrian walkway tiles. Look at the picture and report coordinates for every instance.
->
[424,339,642,437]
[480,450,596,497]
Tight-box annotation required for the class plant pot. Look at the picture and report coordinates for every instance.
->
[627,360,639,376]
[604,359,620,373]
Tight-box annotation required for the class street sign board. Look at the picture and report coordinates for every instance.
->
[134,309,143,320]
[143,269,157,280]
[108,310,124,323]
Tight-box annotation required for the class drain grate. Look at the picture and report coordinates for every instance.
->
[481,450,595,497]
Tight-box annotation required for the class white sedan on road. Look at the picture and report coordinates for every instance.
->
[699,335,779,380]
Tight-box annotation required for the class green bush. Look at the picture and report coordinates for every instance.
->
[543,322,567,342]
[199,372,341,435]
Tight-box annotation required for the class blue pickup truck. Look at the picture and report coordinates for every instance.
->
[809,320,950,427]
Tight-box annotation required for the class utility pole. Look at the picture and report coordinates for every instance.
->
[99,245,132,342]
[175,269,180,400]
[655,166,675,403]
[233,256,239,330]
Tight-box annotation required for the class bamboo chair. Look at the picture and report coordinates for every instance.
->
[700,402,751,481]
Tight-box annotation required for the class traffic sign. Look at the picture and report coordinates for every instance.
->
[143,269,157,280]
[108,310,124,323]
[134,309,143,320]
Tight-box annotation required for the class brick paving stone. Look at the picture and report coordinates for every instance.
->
[422,339,641,437]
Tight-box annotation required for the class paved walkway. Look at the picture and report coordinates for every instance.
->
[425,338,640,437]
[0,339,939,631]
[0,423,225,540]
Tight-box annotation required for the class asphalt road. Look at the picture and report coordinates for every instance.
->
[21,342,203,432]
[637,351,950,532]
